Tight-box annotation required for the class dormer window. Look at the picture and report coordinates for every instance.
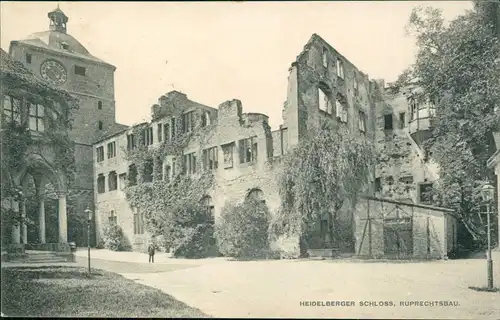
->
[61,42,70,51]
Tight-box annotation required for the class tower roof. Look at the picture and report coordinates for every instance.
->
[11,5,114,67]
[48,5,69,33]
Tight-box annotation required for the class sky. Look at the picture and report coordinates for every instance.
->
[1,1,473,130]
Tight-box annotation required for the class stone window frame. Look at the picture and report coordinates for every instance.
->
[418,182,434,204]
[203,146,219,170]
[201,111,211,127]
[74,65,86,76]
[163,123,171,143]
[28,102,45,132]
[96,146,105,163]
[98,101,103,110]
[97,174,105,194]
[157,123,163,143]
[127,133,136,151]
[399,112,406,129]
[142,126,154,146]
[384,113,394,130]
[322,47,328,68]
[107,141,116,159]
[221,142,235,169]
[318,83,333,115]
[25,53,32,64]
[353,71,359,92]
[239,136,258,164]
[183,152,197,175]
[335,94,348,123]
[108,171,118,191]
[118,173,127,190]
[3,95,22,124]
[182,110,195,133]
[336,58,345,80]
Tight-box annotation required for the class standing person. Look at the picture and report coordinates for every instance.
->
[148,240,156,263]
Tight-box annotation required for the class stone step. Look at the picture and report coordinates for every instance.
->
[17,259,70,264]
[27,256,64,260]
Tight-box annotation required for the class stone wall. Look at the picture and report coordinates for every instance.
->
[93,93,291,252]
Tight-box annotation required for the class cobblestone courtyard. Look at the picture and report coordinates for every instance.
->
[74,250,500,319]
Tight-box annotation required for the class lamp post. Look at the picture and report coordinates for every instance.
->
[480,184,495,290]
[85,206,93,276]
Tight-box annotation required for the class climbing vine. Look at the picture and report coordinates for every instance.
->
[273,120,376,251]
[123,111,218,254]
[1,51,79,228]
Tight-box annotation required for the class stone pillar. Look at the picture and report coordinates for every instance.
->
[11,200,21,244]
[35,177,47,244]
[39,198,46,244]
[58,192,68,243]
[21,200,27,244]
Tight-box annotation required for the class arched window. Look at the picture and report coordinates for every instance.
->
[98,121,103,130]
[98,101,103,110]
[246,188,265,204]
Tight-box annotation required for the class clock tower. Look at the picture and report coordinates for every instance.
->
[8,6,127,246]
[9,5,125,145]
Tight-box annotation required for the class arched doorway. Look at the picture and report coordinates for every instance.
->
[200,195,217,256]
[246,188,265,204]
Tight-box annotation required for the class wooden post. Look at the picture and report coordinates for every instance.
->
[426,217,430,258]
[368,199,372,257]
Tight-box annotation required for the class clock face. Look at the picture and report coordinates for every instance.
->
[40,60,67,86]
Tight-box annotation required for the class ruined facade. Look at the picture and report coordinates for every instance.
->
[375,82,440,205]
[92,34,387,253]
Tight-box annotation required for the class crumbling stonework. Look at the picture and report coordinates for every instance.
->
[93,33,446,257]
[375,88,439,204]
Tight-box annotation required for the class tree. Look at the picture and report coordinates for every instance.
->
[215,198,271,259]
[405,6,500,244]
[275,121,376,253]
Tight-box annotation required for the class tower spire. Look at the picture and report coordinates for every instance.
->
[48,4,69,33]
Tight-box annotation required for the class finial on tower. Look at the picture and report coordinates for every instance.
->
[48,4,69,33]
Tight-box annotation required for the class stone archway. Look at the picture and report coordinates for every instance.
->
[246,188,265,204]
[13,158,68,246]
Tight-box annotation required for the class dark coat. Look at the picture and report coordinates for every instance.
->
[148,244,156,255]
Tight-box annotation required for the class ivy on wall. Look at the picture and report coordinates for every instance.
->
[273,120,376,252]
[123,110,218,245]
[1,50,79,229]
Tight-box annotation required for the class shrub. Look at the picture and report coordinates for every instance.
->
[162,203,215,259]
[215,198,271,259]
[100,223,125,251]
